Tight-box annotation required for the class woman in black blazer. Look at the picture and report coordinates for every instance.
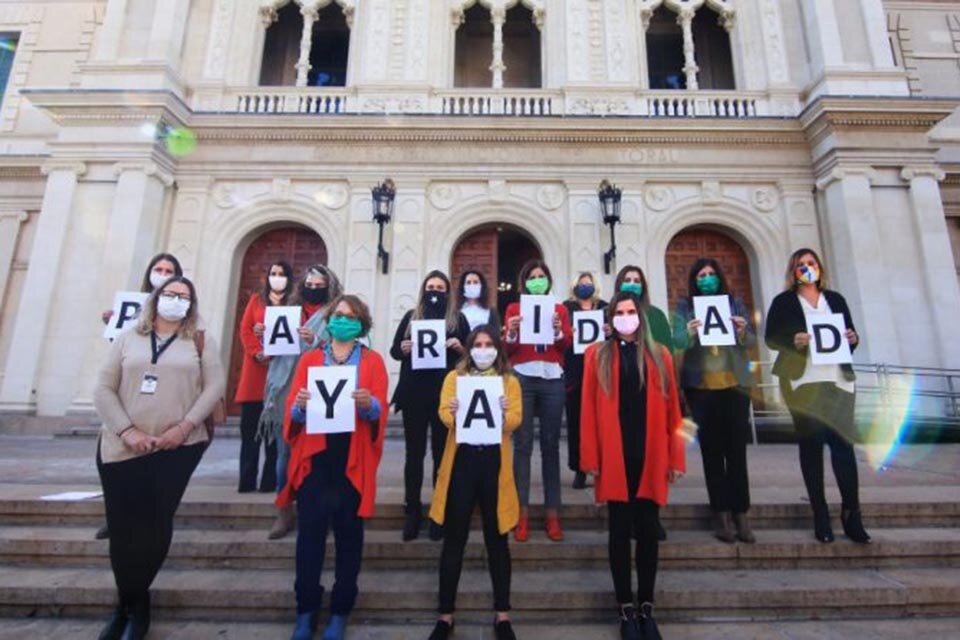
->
[764,248,870,544]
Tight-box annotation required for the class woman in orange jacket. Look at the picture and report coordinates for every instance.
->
[580,292,685,640]
[279,294,388,640]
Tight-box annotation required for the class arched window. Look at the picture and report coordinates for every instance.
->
[693,6,734,90]
[260,3,301,86]
[646,7,685,90]
[455,4,493,88]
[454,1,542,89]
[643,1,735,91]
[503,5,541,88]
[259,1,351,88]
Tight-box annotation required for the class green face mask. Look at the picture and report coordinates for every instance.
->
[697,274,720,295]
[327,316,363,342]
[525,276,550,295]
[620,282,643,297]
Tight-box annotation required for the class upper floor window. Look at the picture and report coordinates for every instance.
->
[643,2,734,91]
[454,2,542,89]
[0,34,18,109]
[260,1,351,87]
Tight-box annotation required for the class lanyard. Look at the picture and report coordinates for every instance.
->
[150,332,177,365]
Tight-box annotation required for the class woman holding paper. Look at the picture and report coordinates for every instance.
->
[613,265,674,350]
[427,326,522,640]
[764,248,869,544]
[563,271,608,490]
[580,291,685,640]
[503,259,573,542]
[391,270,471,542]
[673,259,756,543]
[93,276,225,640]
[235,261,295,494]
[281,294,388,640]
[261,264,343,541]
[455,269,502,332]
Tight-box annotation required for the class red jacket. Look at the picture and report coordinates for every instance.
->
[503,302,573,366]
[235,294,268,403]
[276,346,388,518]
[580,343,685,506]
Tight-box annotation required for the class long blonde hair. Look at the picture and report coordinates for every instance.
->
[596,292,668,397]
[136,276,200,339]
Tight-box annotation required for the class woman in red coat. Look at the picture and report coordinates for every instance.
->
[580,292,685,640]
[235,261,294,493]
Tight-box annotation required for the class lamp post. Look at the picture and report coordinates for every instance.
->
[371,178,395,275]
[599,179,622,275]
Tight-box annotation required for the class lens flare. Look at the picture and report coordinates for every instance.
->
[163,126,198,157]
[860,373,917,472]
[0,38,17,53]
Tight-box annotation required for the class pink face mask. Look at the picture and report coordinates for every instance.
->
[612,314,640,336]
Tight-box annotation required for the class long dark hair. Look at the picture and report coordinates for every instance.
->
[595,292,667,397]
[613,264,650,310]
[686,258,730,300]
[517,259,553,294]
[139,253,183,293]
[455,269,492,310]
[260,260,294,305]
[408,269,459,335]
[456,325,511,375]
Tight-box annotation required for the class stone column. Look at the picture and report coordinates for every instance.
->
[147,0,192,65]
[799,0,844,71]
[490,6,506,89]
[901,166,960,368]
[91,0,128,62]
[0,211,28,309]
[677,7,699,91]
[0,163,86,410]
[816,167,900,365]
[296,3,320,87]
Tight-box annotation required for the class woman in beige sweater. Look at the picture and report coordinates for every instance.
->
[93,276,224,640]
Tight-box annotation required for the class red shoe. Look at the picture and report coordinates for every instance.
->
[546,515,564,542]
[514,516,529,542]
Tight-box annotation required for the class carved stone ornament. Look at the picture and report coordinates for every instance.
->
[272,178,293,202]
[314,183,349,210]
[701,181,721,206]
[537,184,566,211]
[488,180,509,203]
[751,187,779,212]
[644,186,674,212]
[212,183,237,209]
[428,183,460,210]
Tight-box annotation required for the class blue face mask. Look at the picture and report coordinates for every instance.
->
[574,284,595,300]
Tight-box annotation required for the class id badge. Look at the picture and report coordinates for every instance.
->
[140,373,158,395]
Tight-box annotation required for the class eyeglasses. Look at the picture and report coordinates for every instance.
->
[160,292,192,303]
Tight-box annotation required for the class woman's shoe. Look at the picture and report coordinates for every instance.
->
[545,515,564,542]
[733,512,756,544]
[813,507,835,543]
[321,614,348,640]
[402,504,422,542]
[841,508,871,544]
[427,619,453,640]
[119,595,150,640]
[290,611,317,640]
[269,505,296,540]
[712,511,736,544]
[95,524,110,540]
[618,605,641,640]
[96,605,127,640]
[638,602,662,640]
[494,619,517,640]
[514,515,529,542]
[572,471,587,489]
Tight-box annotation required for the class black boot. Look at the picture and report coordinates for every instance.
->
[402,503,422,542]
[841,507,871,544]
[119,593,150,640]
[618,605,641,640]
[427,619,453,640]
[572,471,587,489]
[813,506,834,543]
[638,602,662,640]
[494,619,517,640]
[97,605,127,640]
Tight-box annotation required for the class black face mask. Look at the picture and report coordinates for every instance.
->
[424,290,448,318]
[302,287,329,305]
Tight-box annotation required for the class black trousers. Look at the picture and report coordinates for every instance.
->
[238,401,277,492]
[608,458,659,606]
[402,402,447,509]
[97,443,204,606]
[787,383,860,512]
[438,446,511,614]
[687,387,752,514]
[565,386,582,473]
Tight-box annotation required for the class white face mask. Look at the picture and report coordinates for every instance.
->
[463,283,482,300]
[149,270,172,290]
[612,314,640,336]
[471,347,498,371]
[268,276,288,292]
[157,296,190,322]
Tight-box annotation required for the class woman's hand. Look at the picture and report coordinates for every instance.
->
[846,329,858,346]
[793,332,811,350]
[668,468,684,484]
[121,428,158,455]
[400,339,413,355]
[552,313,562,333]
[499,395,509,412]
[101,309,114,325]
[602,323,612,338]
[294,387,311,410]
[353,388,372,411]
[254,352,271,364]
[446,338,464,353]
[253,323,265,338]
[448,397,460,414]
[687,318,702,338]
[156,422,192,450]
[298,326,315,345]
[506,315,521,339]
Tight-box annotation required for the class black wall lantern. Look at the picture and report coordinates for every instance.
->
[371,178,396,274]
[598,179,622,274]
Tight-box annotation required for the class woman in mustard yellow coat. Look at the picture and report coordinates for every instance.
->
[428,325,523,640]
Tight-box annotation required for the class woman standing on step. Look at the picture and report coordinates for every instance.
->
[391,270,471,541]
[94,276,225,640]
[280,294,388,640]
[259,265,342,541]
[673,258,757,544]
[455,269,502,332]
[765,248,870,544]
[427,326,522,640]
[563,271,607,490]
[504,259,573,542]
[235,261,294,494]
[580,292,685,640]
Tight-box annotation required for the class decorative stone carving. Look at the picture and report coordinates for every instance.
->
[751,187,779,212]
[701,181,721,206]
[272,178,293,201]
[568,98,630,116]
[428,183,460,210]
[644,186,674,212]
[488,180,509,203]
[537,184,566,211]
[314,183,349,209]
[212,183,237,208]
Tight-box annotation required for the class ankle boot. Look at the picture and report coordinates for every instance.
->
[841,507,871,544]
[545,514,564,541]
[494,619,517,640]
[572,471,587,489]
[97,605,127,640]
[321,613,348,640]
[514,514,529,542]
[290,611,317,640]
[119,594,150,640]
[638,602,662,640]
[712,511,736,543]
[269,504,296,540]
[813,506,834,543]
[402,503,422,541]
[733,511,756,544]
[618,605,641,640]
[428,619,453,640]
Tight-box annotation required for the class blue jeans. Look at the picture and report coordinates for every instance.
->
[513,374,565,509]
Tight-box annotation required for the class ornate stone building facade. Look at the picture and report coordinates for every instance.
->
[1,0,959,417]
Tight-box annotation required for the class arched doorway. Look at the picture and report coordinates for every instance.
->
[226,225,328,415]
[451,224,542,319]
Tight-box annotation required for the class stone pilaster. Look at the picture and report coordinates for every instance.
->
[0,211,29,310]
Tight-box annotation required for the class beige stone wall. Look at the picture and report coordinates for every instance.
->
[887,1,960,96]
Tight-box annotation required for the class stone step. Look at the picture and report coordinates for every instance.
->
[1,564,958,623]
[2,525,959,571]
